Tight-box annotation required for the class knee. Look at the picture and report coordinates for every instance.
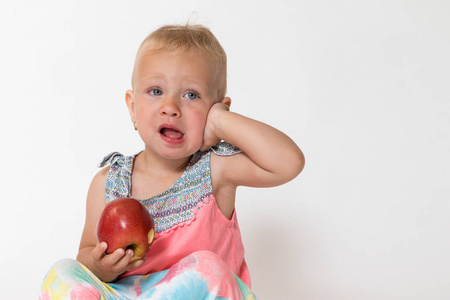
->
[180,251,241,298]
[41,259,78,297]
[170,251,230,275]
[190,250,221,260]
[51,258,82,269]
[40,258,101,300]
[185,250,234,277]
[41,258,81,286]
[43,258,79,277]
[44,258,84,279]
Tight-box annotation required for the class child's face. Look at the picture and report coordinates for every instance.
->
[126,48,222,160]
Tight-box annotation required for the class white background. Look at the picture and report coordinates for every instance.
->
[1,0,449,299]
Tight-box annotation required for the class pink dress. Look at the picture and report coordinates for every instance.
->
[103,142,251,287]
[40,142,257,299]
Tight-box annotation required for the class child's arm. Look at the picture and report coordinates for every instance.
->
[203,100,305,216]
[203,100,305,186]
[76,168,145,282]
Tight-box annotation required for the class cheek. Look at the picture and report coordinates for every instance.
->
[193,116,208,133]
[188,110,209,133]
[135,104,154,122]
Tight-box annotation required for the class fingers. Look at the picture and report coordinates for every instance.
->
[91,243,135,274]
[109,249,134,273]
[91,242,108,261]
[126,257,146,272]
[89,244,145,282]
[100,248,131,269]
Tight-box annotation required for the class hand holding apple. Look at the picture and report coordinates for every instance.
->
[96,197,155,262]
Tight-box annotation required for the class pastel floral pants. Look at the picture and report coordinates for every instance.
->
[40,250,257,300]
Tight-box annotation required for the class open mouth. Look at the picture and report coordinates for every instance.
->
[160,126,184,139]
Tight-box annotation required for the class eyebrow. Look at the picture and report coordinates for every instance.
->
[138,73,215,93]
[181,76,211,91]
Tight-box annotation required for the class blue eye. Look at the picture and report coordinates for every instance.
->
[149,88,163,96]
[184,91,198,100]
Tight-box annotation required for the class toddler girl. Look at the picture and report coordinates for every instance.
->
[40,24,305,299]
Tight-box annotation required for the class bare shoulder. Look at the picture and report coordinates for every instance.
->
[89,167,109,197]
[86,167,109,214]
[79,167,109,250]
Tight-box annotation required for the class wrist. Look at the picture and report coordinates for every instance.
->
[208,103,229,139]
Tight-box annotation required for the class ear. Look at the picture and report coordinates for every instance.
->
[220,97,231,109]
[125,90,136,123]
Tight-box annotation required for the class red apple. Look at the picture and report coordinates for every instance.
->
[96,197,155,262]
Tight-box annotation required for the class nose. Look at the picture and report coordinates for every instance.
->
[159,96,181,117]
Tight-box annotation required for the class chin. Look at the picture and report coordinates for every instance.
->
[145,137,202,161]
[156,147,198,162]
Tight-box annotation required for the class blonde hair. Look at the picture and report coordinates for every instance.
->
[131,24,227,98]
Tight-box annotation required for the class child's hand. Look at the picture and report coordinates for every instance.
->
[90,242,145,282]
[200,99,230,151]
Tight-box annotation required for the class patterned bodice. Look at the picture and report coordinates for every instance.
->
[98,142,241,234]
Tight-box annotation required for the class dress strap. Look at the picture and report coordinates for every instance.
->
[98,152,133,202]
[98,152,123,168]
[210,142,242,156]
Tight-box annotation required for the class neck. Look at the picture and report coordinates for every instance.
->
[129,149,193,200]
[135,148,192,177]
